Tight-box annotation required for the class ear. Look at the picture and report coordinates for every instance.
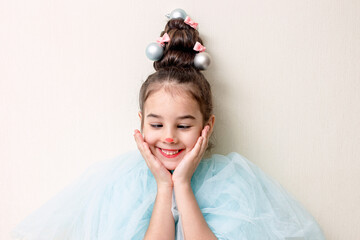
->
[206,115,215,135]
[138,111,142,120]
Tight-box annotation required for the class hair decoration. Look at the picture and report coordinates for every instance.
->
[184,16,198,29]
[194,52,211,70]
[156,33,170,46]
[193,42,211,70]
[146,8,212,70]
[145,42,164,61]
[193,42,206,52]
[193,41,211,70]
[165,8,187,20]
[146,33,170,61]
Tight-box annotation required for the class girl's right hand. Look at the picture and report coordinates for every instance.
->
[134,129,173,189]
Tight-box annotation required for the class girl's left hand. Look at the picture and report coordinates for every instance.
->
[172,125,210,186]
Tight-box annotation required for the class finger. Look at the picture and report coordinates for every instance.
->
[142,142,155,163]
[133,130,145,152]
[133,131,142,149]
[202,125,210,138]
[200,138,208,156]
[190,136,204,159]
[182,136,202,162]
[200,126,210,154]
[140,142,157,171]
[206,124,213,135]
[134,129,144,142]
[133,130,155,168]
[142,142,152,157]
[142,142,163,167]
[142,142,167,171]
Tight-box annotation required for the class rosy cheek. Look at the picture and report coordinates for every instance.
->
[183,133,201,148]
[143,130,159,146]
[143,135,154,144]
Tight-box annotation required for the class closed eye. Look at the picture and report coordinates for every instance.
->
[150,124,163,128]
[178,125,191,129]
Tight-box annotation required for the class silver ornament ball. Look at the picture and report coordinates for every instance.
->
[168,8,187,20]
[145,43,164,61]
[194,52,211,70]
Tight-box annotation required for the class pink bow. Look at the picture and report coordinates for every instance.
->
[156,33,170,46]
[193,42,206,52]
[184,16,198,29]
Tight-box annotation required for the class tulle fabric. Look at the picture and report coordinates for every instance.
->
[12,151,325,240]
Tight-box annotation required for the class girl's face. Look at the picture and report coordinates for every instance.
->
[139,87,207,170]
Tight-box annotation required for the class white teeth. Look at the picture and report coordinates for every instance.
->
[161,149,180,155]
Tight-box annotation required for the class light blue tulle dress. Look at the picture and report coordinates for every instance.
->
[12,151,325,240]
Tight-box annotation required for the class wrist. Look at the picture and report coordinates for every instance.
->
[173,180,192,190]
[157,184,173,194]
[172,174,192,187]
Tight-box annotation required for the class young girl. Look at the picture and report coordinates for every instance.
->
[13,10,325,240]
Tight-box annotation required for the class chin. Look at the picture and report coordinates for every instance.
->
[161,160,180,171]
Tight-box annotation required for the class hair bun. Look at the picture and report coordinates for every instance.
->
[153,19,203,71]
[166,19,193,31]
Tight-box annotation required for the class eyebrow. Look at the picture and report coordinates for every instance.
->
[146,113,196,120]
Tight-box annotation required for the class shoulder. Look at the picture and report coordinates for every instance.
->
[76,150,149,186]
[195,152,259,180]
[195,152,288,198]
[86,150,145,173]
[11,150,155,240]
[201,152,255,167]
[193,152,325,239]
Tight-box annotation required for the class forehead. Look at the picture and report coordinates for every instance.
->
[144,87,201,116]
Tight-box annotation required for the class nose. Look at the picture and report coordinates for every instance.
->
[163,127,176,143]
[165,138,174,143]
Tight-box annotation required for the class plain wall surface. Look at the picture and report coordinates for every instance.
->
[1,0,359,239]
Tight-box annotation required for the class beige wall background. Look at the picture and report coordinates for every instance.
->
[1,0,359,239]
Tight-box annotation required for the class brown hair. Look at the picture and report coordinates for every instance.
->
[139,19,213,130]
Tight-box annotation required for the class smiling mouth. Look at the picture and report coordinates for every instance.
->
[158,148,183,158]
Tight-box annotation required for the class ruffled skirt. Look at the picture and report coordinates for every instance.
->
[12,151,325,240]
